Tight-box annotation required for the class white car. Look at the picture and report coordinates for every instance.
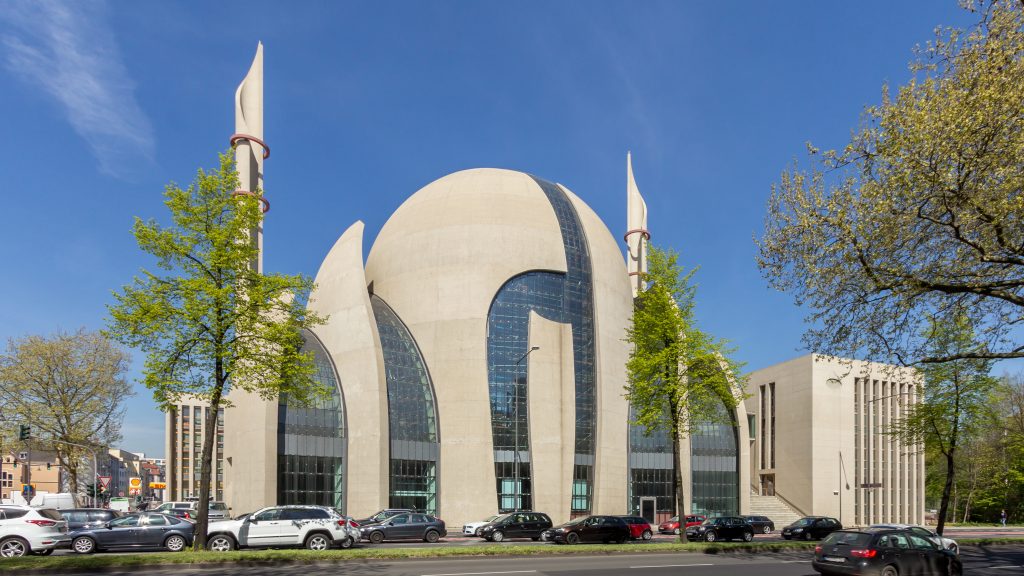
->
[463,515,500,536]
[206,505,359,551]
[871,524,959,554]
[0,505,69,557]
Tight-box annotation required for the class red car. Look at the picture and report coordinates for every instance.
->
[619,516,653,540]
[659,514,706,535]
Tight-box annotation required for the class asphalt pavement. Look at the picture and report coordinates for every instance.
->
[37,543,1024,576]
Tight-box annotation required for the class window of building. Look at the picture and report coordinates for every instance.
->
[372,295,440,515]
[627,404,674,518]
[769,382,776,469]
[689,391,740,517]
[277,330,347,510]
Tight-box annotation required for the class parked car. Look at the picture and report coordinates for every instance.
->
[743,515,775,534]
[354,508,414,526]
[206,505,358,551]
[685,516,755,542]
[68,512,192,554]
[360,512,446,543]
[0,506,69,557]
[463,515,500,536]
[542,515,631,544]
[478,512,553,542]
[29,493,79,510]
[619,516,653,540]
[658,514,706,535]
[870,524,959,555]
[58,509,121,531]
[782,516,842,541]
[207,502,230,521]
[812,528,962,576]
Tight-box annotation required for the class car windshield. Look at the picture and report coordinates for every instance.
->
[793,518,814,527]
[484,515,499,522]
[210,503,228,511]
[492,513,513,523]
[667,516,678,522]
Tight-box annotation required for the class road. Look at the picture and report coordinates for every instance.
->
[46,544,1024,576]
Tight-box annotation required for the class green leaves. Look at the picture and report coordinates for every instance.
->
[758,0,1024,366]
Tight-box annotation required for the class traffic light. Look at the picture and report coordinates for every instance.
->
[18,425,29,441]
[46,463,51,470]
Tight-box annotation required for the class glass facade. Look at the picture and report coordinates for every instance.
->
[484,175,597,515]
[277,330,346,509]
[627,405,675,517]
[371,295,440,515]
[690,396,740,517]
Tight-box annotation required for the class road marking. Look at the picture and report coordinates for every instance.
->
[422,571,538,576]
[630,564,714,569]
[988,566,1024,570]
[421,565,540,569]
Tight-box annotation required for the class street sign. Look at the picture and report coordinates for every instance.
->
[97,476,111,489]
[129,477,142,489]
[860,482,883,488]
[149,482,167,490]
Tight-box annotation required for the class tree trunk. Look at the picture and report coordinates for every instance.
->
[937,449,956,535]
[194,370,225,550]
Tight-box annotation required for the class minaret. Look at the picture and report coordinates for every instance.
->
[625,152,650,297]
[231,42,269,272]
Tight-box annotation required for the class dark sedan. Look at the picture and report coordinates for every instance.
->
[360,513,446,543]
[59,509,121,531]
[478,512,553,542]
[542,515,630,545]
[68,512,194,553]
[743,515,775,534]
[782,516,842,541]
[685,516,755,542]
[812,528,962,576]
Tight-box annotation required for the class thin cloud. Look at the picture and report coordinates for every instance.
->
[1,0,154,179]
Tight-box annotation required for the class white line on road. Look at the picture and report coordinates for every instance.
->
[630,564,715,569]
[419,565,540,569]
[422,571,539,576]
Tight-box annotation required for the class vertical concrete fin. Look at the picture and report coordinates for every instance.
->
[625,152,649,297]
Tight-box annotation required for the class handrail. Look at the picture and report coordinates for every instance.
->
[750,483,760,496]
[773,490,809,517]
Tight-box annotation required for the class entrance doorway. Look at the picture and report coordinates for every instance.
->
[640,497,656,523]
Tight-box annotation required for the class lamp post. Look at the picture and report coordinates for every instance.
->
[513,346,540,512]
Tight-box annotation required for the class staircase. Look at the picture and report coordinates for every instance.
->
[748,494,803,528]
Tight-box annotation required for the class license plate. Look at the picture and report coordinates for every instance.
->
[823,556,846,563]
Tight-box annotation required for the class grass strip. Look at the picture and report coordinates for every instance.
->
[1,538,1022,573]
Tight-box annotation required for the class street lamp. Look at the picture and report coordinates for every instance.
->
[513,346,540,512]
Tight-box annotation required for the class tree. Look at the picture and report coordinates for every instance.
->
[0,329,131,496]
[892,314,997,534]
[106,152,326,549]
[625,245,743,536]
[758,1,1024,366]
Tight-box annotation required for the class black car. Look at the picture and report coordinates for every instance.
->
[354,508,414,526]
[68,512,195,553]
[782,516,842,541]
[685,516,755,542]
[812,528,962,576]
[59,509,122,531]
[478,511,553,542]
[360,512,447,543]
[743,515,775,534]
[542,515,630,545]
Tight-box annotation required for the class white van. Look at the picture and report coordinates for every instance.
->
[29,492,79,510]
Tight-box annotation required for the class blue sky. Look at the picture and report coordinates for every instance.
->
[1,1,1003,458]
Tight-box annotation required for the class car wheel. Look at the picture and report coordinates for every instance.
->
[880,565,898,576]
[642,529,653,541]
[369,531,385,544]
[804,531,814,541]
[763,525,771,534]
[0,537,28,558]
[475,528,483,537]
[704,531,717,543]
[305,533,331,551]
[743,531,754,542]
[164,534,187,552]
[949,544,959,555]
[674,527,680,535]
[424,530,440,543]
[207,535,235,552]
[566,532,579,545]
[531,537,540,541]
[339,536,354,549]
[33,549,54,556]
[72,536,96,555]
[491,530,505,543]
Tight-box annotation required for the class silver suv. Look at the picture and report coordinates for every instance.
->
[206,505,358,551]
[0,506,69,557]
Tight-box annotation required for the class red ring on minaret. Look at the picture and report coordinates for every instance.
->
[230,133,270,159]
[232,190,270,213]
[623,228,651,242]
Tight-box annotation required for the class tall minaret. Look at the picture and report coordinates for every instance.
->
[625,152,650,297]
[231,42,268,272]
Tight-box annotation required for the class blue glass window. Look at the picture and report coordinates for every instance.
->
[277,330,346,510]
[690,397,740,517]
[627,404,675,517]
[372,295,440,515]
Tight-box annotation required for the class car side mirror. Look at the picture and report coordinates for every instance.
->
[387,521,394,526]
